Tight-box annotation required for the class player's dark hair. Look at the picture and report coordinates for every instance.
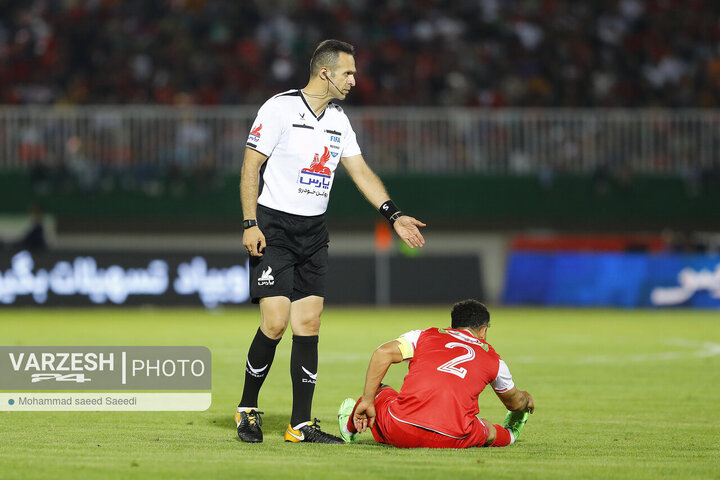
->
[451,299,490,330]
[310,39,355,75]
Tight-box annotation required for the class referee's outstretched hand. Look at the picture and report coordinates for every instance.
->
[243,226,266,256]
[393,215,426,249]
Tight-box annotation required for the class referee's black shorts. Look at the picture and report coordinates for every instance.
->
[249,204,329,304]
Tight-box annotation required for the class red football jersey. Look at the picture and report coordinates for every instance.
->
[389,327,514,439]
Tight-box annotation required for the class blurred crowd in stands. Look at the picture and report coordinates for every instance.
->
[2,0,720,108]
[2,0,720,205]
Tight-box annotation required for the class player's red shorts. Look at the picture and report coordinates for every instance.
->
[369,387,489,449]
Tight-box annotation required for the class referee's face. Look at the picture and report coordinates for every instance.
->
[327,52,356,100]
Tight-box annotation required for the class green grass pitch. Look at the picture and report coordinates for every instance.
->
[0,307,718,480]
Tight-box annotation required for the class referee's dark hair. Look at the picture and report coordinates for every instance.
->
[450,299,490,330]
[310,39,355,75]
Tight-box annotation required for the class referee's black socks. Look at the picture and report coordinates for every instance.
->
[239,327,281,408]
[290,334,319,427]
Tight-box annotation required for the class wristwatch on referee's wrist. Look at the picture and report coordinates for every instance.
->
[242,219,258,230]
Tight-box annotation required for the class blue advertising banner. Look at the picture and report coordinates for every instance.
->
[503,252,720,308]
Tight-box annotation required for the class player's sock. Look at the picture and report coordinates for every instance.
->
[489,425,515,447]
[343,422,357,438]
[289,334,318,427]
[239,327,281,408]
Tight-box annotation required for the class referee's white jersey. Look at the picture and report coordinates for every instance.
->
[246,89,362,216]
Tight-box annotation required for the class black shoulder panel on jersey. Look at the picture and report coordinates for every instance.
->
[277,90,300,98]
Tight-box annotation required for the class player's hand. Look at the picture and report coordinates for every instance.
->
[524,391,535,414]
[353,397,376,433]
[243,226,266,256]
[393,215,426,249]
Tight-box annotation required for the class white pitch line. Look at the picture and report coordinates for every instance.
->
[577,339,720,364]
[509,339,720,365]
[669,339,720,358]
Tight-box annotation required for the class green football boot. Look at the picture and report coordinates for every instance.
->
[337,397,359,443]
[502,408,530,441]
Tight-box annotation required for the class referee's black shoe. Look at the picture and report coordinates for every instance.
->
[236,408,264,443]
[284,418,345,444]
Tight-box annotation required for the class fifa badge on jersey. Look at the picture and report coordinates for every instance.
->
[248,124,262,143]
[297,147,332,194]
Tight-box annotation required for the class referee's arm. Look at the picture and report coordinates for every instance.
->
[240,147,268,256]
[341,154,426,248]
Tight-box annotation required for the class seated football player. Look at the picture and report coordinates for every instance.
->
[337,299,534,448]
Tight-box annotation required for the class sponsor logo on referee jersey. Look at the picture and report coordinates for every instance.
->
[257,266,274,286]
[297,147,332,191]
[248,124,262,143]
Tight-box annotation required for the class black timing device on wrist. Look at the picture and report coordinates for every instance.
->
[243,219,258,229]
[379,200,402,224]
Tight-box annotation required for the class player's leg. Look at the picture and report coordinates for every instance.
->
[237,245,295,443]
[481,409,530,447]
[236,296,291,442]
[283,242,342,443]
[338,385,396,444]
[284,295,342,443]
[484,420,514,447]
[288,294,323,426]
[289,294,322,335]
[243,296,292,403]
[481,419,499,446]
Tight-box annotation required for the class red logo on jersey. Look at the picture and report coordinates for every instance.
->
[302,147,331,176]
[250,124,262,137]
[298,146,332,192]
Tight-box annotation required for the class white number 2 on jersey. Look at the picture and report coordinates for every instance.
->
[436,342,475,379]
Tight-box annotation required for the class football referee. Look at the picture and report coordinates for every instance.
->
[235,39,426,444]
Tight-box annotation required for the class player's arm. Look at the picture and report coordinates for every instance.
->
[353,339,404,432]
[496,387,535,413]
[340,154,426,249]
[240,147,268,256]
[491,359,534,413]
